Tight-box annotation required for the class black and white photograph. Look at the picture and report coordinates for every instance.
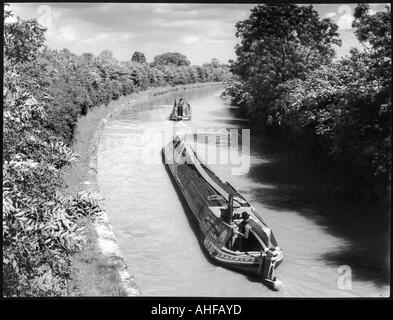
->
[2,1,391,302]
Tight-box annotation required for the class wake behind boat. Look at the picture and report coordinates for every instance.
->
[170,97,191,121]
[162,135,283,290]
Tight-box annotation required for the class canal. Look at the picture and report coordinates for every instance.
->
[97,86,389,297]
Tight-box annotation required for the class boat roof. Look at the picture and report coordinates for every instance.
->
[184,143,231,201]
[173,137,250,207]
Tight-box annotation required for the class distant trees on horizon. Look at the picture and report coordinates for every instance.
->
[131,51,147,63]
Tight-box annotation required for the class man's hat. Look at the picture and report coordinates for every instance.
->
[241,212,250,220]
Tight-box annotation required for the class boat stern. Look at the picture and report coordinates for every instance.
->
[257,246,283,290]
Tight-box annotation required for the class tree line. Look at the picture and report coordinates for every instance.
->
[2,6,230,296]
[225,4,391,205]
[14,46,230,145]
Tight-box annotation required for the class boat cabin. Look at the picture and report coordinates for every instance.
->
[170,97,191,120]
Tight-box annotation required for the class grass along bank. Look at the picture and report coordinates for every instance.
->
[70,220,128,296]
[65,82,223,296]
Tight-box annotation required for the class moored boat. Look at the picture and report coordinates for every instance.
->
[162,135,283,290]
[170,97,191,121]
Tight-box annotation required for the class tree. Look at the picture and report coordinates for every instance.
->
[353,4,391,58]
[4,6,46,65]
[151,52,191,67]
[352,4,391,84]
[3,7,102,296]
[230,4,341,125]
[82,52,94,61]
[98,49,114,61]
[239,3,391,202]
[131,51,146,63]
[211,58,220,67]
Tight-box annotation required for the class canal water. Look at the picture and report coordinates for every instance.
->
[97,86,390,297]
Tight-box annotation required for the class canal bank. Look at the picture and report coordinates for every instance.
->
[66,82,224,296]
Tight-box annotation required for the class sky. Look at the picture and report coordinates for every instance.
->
[6,3,391,65]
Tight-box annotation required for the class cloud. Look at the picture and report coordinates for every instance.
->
[7,3,365,65]
[153,7,170,14]
[187,10,199,16]
[151,19,200,28]
[58,25,77,42]
[324,12,336,18]
[181,35,198,44]
[369,3,390,8]
[83,32,134,45]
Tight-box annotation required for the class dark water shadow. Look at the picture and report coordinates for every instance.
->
[206,105,248,120]
[204,119,251,127]
[244,133,390,288]
[213,101,390,288]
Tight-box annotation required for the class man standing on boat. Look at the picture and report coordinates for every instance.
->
[173,99,178,118]
[183,99,190,117]
[178,102,183,117]
[233,212,252,251]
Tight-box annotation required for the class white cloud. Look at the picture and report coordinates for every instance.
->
[369,3,389,7]
[153,7,170,14]
[151,19,199,28]
[324,12,336,18]
[181,35,198,44]
[205,38,231,47]
[187,10,199,16]
[7,3,366,65]
[83,32,134,45]
[58,25,77,42]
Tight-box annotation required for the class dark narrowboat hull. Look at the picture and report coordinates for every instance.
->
[162,140,283,289]
[169,114,191,121]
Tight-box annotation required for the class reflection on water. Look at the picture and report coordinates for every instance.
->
[97,86,389,297]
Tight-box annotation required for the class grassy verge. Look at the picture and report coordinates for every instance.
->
[65,97,131,296]
[69,220,128,296]
[63,101,122,195]
[64,82,221,296]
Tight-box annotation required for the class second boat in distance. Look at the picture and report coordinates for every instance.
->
[170,97,191,121]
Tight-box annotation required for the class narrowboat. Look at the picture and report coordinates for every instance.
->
[162,135,283,290]
[170,98,191,121]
